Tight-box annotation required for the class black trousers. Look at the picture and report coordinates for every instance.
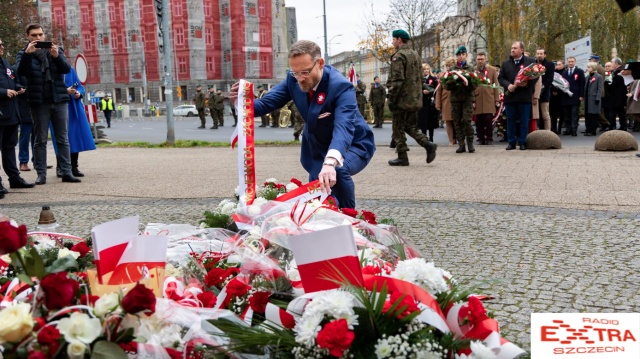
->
[607,106,627,130]
[0,124,20,182]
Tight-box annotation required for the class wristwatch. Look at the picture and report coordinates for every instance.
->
[322,160,336,167]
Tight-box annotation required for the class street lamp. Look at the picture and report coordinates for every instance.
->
[327,34,343,62]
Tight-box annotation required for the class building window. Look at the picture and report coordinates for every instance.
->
[178,56,188,75]
[81,7,90,23]
[259,3,266,17]
[205,28,213,45]
[260,28,267,44]
[83,34,93,51]
[173,2,183,16]
[109,7,115,22]
[260,53,269,73]
[54,9,64,26]
[206,56,214,72]
[176,27,184,45]
[204,3,211,17]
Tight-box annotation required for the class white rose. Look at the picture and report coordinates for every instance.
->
[285,183,298,192]
[57,312,102,344]
[0,303,34,343]
[265,178,278,183]
[67,341,87,359]
[94,293,120,317]
[58,248,81,260]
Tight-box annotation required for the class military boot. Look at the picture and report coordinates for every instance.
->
[423,141,437,163]
[388,152,409,166]
[456,143,466,153]
[466,138,475,153]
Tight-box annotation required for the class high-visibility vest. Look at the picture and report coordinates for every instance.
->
[101,98,114,111]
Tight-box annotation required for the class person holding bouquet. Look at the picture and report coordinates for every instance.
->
[498,41,538,150]
[561,57,585,136]
[583,62,603,136]
[473,51,500,145]
[447,46,476,153]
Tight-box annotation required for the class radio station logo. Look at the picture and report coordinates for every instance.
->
[531,313,639,358]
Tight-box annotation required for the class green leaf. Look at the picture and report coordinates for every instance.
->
[90,341,128,359]
[45,255,79,274]
[28,247,46,278]
[16,273,33,285]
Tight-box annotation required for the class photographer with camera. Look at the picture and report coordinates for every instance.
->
[16,23,80,185]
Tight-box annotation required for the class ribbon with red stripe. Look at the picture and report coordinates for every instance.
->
[230,80,256,206]
[265,302,296,329]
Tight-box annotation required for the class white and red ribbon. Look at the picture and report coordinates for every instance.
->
[230,80,256,206]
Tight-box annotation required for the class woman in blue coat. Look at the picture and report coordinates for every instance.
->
[53,67,96,176]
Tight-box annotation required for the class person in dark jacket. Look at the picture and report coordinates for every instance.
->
[605,57,628,131]
[550,60,566,134]
[16,23,80,185]
[498,41,538,150]
[561,57,585,136]
[535,49,555,130]
[0,38,35,198]
[13,65,35,172]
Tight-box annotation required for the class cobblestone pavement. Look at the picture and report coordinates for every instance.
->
[2,146,640,352]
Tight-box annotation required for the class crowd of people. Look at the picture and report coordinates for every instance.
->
[1,23,95,200]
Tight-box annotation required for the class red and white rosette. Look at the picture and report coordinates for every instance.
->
[445,296,525,358]
[230,79,257,206]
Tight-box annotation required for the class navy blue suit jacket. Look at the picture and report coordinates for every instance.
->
[254,65,376,176]
[561,67,585,106]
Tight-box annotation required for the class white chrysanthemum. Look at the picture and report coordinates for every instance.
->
[285,183,299,192]
[470,341,498,359]
[391,259,449,294]
[164,263,182,278]
[57,248,81,260]
[234,186,240,196]
[486,79,491,84]
[453,75,459,80]
[304,290,357,325]
[217,200,237,215]
[34,238,57,252]
[294,313,323,347]
[265,178,278,184]
[286,267,301,281]
[375,338,393,358]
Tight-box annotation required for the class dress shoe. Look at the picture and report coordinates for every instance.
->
[219,124,224,127]
[258,124,267,127]
[456,144,466,153]
[9,178,35,188]
[424,142,437,163]
[571,132,577,136]
[519,144,526,150]
[46,165,53,169]
[486,140,494,145]
[35,176,46,185]
[0,192,4,199]
[506,144,516,150]
[19,163,30,171]
[599,127,608,132]
[584,132,594,136]
[0,183,7,194]
[388,158,409,166]
[72,168,85,177]
[61,175,81,183]
[562,131,571,135]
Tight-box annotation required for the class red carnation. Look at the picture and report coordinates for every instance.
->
[121,283,156,316]
[248,291,270,314]
[316,319,354,357]
[290,178,303,187]
[70,242,91,258]
[0,221,28,255]
[362,265,381,275]
[225,278,250,298]
[360,210,377,224]
[224,267,240,278]
[383,292,420,319]
[37,325,61,345]
[467,295,489,322]
[341,208,358,218]
[197,291,217,308]
[40,272,80,310]
[204,267,228,287]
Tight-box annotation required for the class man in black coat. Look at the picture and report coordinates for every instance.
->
[0,38,35,199]
[561,56,585,136]
[550,60,566,134]
[605,57,628,131]
[498,41,538,150]
[16,23,80,185]
[536,49,555,130]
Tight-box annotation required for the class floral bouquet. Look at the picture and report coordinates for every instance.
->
[604,71,613,85]
[441,70,489,92]
[514,63,546,85]
[551,72,573,97]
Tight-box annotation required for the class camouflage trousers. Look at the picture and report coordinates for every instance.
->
[391,110,431,158]
[451,99,474,144]
[373,104,385,126]
[198,108,206,126]
[293,114,305,137]
[357,101,366,118]
[211,109,223,126]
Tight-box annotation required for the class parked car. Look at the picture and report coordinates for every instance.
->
[173,105,198,117]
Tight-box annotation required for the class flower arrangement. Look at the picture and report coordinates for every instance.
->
[440,70,489,92]
[552,73,574,97]
[515,63,546,85]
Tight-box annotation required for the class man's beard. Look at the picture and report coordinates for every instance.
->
[297,81,316,93]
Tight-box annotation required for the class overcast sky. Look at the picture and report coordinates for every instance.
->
[284,0,391,57]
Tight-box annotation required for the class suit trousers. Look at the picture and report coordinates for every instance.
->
[308,151,369,209]
[539,102,551,130]
[563,105,580,133]
[505,102,531,145]
[31,102,72,177]
[607,106,627,130]
[475,113,494,143]
[0,124,20,182]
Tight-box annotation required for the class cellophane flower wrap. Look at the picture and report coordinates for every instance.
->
[515,63,546,85]
[552,72,574,97]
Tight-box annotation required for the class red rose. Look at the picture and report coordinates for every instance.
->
[290,178,303,187]
[40,272,80,310]
[362,265,381,275]
[383,292,420,319]
[316,319,354,357]
[224,267,240,278]
[0,221,28,255]
[225,278,250,298]
[79,293,100,306]
[197,291,217,308]
[360,210,377,224]
[70,242,91,258]
[37,325,61,345]
[341,208,358,218]
[121,282,156,316]
[204,267,228,287]
[248,291,270,314]
[467,295,489,323]
[27,352,47,359]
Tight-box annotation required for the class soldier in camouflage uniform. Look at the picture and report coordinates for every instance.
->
[286,100,305,141]
[369,76,386,128]
[270,107,281,127]
[194,85,207,128]
[386,29,437,166]
[447,46,476,153]
[213,89,225,127]
[256,85,269,127]
[355,75,367,118]
[207,87,218,129]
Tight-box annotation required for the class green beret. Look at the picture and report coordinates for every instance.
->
[392,29,410,40]
[455,46,467,55]
[257,84,264,89]
[196,84,202,87]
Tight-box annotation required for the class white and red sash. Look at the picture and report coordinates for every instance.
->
[230,80,256,206]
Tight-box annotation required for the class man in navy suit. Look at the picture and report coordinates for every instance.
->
[230,40,375,209]
[561,56,585,136]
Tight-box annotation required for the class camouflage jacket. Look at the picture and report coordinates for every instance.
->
[195,91,206,109]
[213,94,225,110]
[356,81,367,104]
[386,44,422,111]
[369,84,386,106]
